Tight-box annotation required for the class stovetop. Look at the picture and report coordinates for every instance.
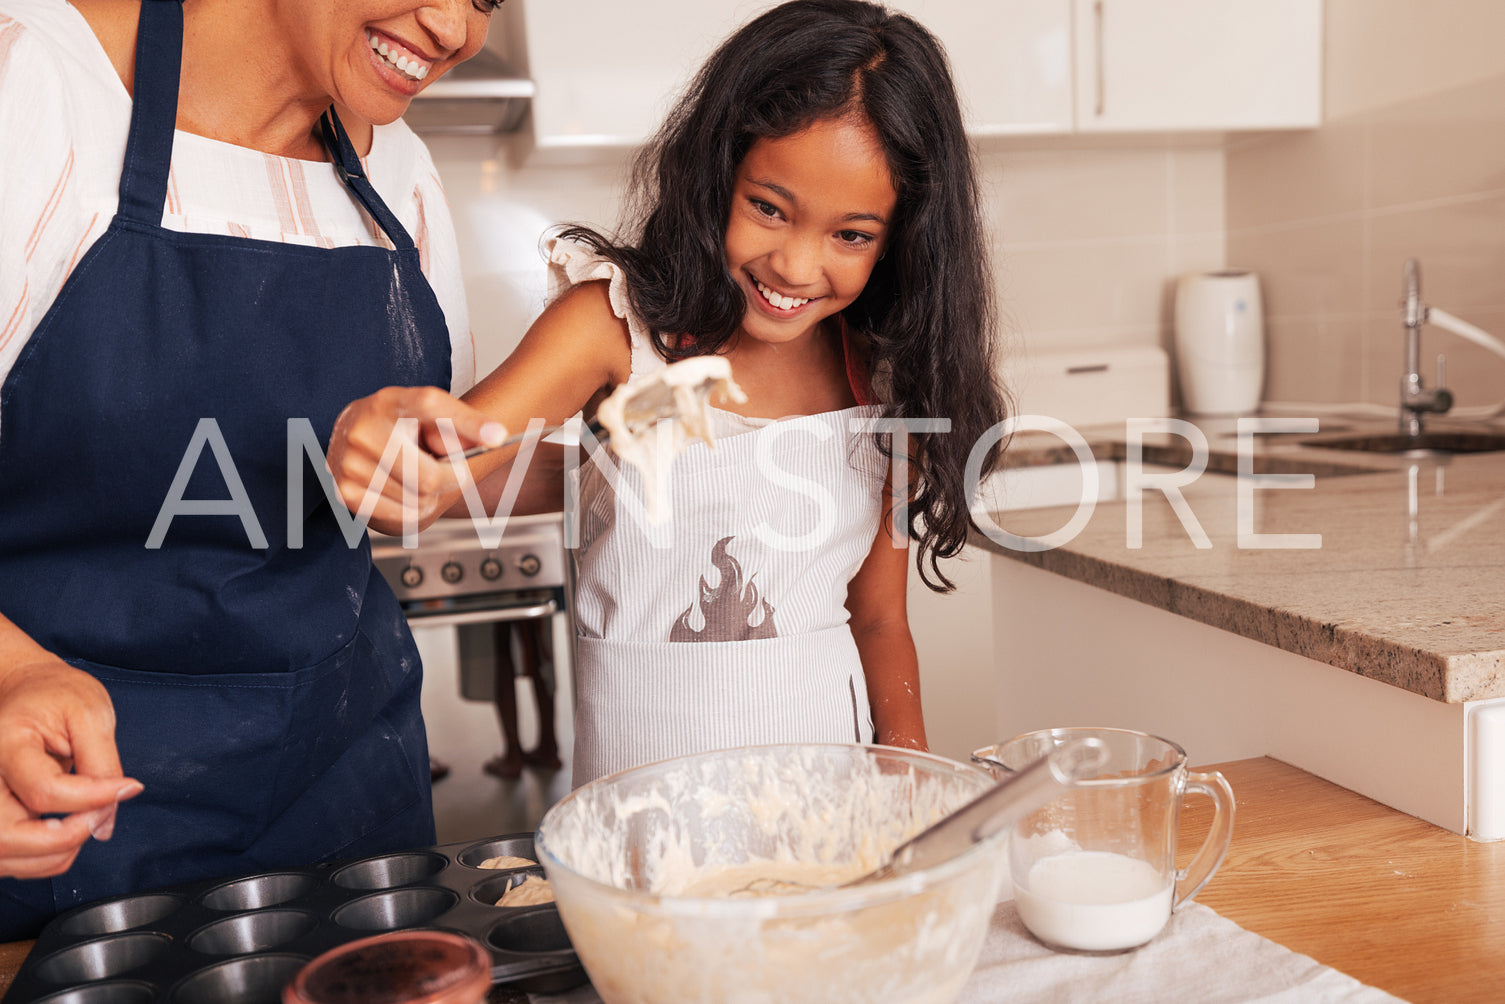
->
[369,513,568,603]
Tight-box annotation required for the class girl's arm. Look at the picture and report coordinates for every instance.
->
[847,492,928,751]
[327,280,632,532]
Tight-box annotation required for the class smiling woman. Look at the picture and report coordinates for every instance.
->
[0,0,494,940]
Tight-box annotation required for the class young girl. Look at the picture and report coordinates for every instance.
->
[329,0,1006,786]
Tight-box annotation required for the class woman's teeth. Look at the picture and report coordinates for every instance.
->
[368,33,430,81]
[754,279,809,311]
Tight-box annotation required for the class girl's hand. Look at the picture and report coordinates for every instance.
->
[327,386,506,535]
[0,657,143,879]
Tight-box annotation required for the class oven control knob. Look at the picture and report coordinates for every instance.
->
[441,561,464,585]
[517,554,542,577]
[400,565,423,589]
[480,557,504,581]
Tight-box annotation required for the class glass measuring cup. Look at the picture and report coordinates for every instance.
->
[973,727,1235,954]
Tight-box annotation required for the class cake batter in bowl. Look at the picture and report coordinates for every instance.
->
[534,743,1006,1004]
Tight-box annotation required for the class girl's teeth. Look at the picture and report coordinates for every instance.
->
[755,279,809,311]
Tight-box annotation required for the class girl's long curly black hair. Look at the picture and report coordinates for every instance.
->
[557,0,1008,591]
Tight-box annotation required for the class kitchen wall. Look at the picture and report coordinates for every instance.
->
[424,136,632,378]
[1227,0,1505,410]
[426,135,1227,385]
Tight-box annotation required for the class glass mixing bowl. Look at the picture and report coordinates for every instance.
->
[535,743,1005,1004]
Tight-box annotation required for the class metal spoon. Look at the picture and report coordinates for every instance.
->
[459,357,743,460]
[848,736,1107,887]
[735,737,1107,895]
[459,417,604,459]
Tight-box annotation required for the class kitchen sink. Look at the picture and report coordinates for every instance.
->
[1300,431,1505,456]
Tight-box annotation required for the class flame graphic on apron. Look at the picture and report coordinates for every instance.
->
[669,536,778,642]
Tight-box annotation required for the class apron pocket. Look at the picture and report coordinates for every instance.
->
[572,627,873,787]
[57,628,427,903]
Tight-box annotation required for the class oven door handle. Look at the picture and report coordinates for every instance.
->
[404,598,558,628]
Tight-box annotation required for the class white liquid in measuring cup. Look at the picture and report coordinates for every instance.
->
[1014,850,1173,952]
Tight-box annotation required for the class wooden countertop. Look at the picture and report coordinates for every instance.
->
[4,757,1503,1001]
[1182,757,1505,1004]
[0,938,24,999]
[974,417,1505,702]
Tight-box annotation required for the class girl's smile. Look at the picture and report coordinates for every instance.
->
[750,276,816,317]
[725,113,898,347]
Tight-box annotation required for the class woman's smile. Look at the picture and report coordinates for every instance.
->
[322,1,494,125]
[366,30,433,82]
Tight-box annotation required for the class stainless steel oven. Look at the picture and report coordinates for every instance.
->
[370,514,571,701]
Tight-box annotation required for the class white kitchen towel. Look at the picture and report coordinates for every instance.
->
[958,899,1404,1004]
[523,898,1405,1004]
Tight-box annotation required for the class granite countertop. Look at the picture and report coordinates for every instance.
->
[972,414,1505,703]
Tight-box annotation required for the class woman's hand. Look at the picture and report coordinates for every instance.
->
[0,656,143,879]
[327,386,506,536]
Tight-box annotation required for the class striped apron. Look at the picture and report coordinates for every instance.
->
[569,405,888,786]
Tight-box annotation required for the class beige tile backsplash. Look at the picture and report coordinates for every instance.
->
[1323,0,1505,120]
[1225,120,1369,231]
[1265,314,1368,407]
[1228,219,1367,319]
[997,235,1185,341]
[1364,83,1505,210]
[1228,70,1505,410]
[986,147,1175,244]
[986,144,1226,376]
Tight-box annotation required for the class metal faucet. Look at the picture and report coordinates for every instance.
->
[1399,258,1453,437]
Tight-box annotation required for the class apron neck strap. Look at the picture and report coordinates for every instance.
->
[118,1,417,252]
[318,110,416,251]
[117,0,182,225]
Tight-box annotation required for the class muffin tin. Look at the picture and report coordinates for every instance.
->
[1,834,586,1004]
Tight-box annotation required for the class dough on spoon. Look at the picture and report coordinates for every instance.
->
[594,356,747,524]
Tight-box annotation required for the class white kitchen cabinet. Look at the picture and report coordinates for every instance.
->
[892,0,1074,135]
[512,0,1319,150]
[908,545,998,763]
[516,0,1075,148]
[1072,0,1323,131]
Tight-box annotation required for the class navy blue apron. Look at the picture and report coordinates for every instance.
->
[0,0,448,940]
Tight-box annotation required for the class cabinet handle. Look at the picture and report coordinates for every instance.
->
[1093,0,1105,117]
